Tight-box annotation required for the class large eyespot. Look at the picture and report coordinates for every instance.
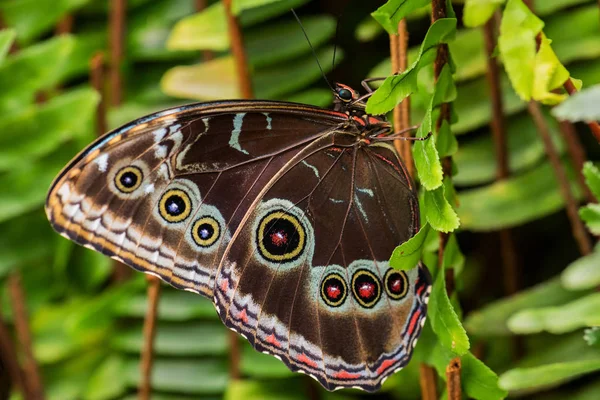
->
[321,273,347,307]
[159,189,191,223]
[257,210,305,262]
[192,216,220,247]
[384,268,409,300]
[114,166,143,193]
[351,269,381,308]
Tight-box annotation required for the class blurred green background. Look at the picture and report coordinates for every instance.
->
[0,0,600,399]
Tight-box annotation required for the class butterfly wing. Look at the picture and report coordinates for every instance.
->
[46,101,346,297]
[214,137,431,391]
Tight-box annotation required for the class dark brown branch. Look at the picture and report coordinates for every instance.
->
[55,14,73,35]
[138,276,161,400]
[446,358,462,400]
[419,364,439,400]
[223,0,253,99]
[528,101,593,255]
[0,313,25,395]
[8,274,45,400]
[559,121,595,203]
[109,0,126,106]
[390,20,414,178]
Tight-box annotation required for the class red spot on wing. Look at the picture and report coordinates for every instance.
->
[237,308,249,324]
[220,278,229,293]
[266,334,281,348]
[334,370,361,380]
[358,282,376,299]
[270,231,288,247]
[376,359,395,375]
[326,285,341,299]
[391,279,402,293]
[297,353,318,368]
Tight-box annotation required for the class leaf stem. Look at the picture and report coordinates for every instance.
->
[109,0,125,106]
[223,0,253,99]
[446,357,462,400]
[55,14,73,35]
[419,363,439,400]
[139,276,161,400]
[390,19,414,178]
[8,273,45,400]
[0,311,25,396]
[558,121,596,204]
[527,101,593,255]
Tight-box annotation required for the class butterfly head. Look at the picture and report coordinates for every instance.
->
[334,83,359,103]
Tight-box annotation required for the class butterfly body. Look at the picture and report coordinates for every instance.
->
[46,94,430,392]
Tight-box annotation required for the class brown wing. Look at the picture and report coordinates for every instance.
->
[45,100,345,297]
[214,139,431,392]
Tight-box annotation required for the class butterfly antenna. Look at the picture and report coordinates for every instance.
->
[292,9,335,92]
[332,14,342,70]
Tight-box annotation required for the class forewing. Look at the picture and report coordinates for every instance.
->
[46,101,342,298]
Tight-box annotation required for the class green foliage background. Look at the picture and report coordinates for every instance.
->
[0,0,599,399]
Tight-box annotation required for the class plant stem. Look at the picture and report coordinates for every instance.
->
[446,357,462,400]
[390,19,414,177]
[109,0,125,106]
[8,273,45,400]
[195,0,214,61]
[223,0,253,99]
[483,13,520,297]
[55,14,73,35]
[90,53,108,143]
[558,121,595,203]
[527,101,592,255]
[0,313,25,396]
[139,276,161,400]
[419,363,439,400]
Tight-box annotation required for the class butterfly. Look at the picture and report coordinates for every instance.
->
[45,82,431,392]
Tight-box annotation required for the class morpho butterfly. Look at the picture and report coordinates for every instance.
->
[45,82,431,392]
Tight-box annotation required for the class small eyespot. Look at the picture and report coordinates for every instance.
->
[192,216,220,247]
[351,269,381,308]
[256,210,306,262]
[337,88,353,102]
[159,189,191,223]
[321,273,347,307]
[384,268,409,300]
[115,166,143,193]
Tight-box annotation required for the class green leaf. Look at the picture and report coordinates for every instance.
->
[580,203,600,235]
[532,34,574,105]
[0,0,91,43]
[371,0,430,35]
[124,358,229,394]
[462,352,508,400]
[423,184,460,233]
[225,379,306,400]
[366,18,456,115]
[553,85,600,123]
[464,278,587,336]
[113,288,218,321]
[442,234,465,275]
[166,2,229,51]
[436,119,458,158]
[232,0,286,15]
[413,108,443,191]
[0,88,98,171]
[83,355,128,400]
[0,29,16,64]
[582,162,600,200]
[463,0,505,28]
[584,327,600,347]
[112,323,227,356]
[458,160,582,231]
[499,359,600,394]
[507,292,600,334]
[241,343,295,378]
[498,0,544,102]
[429,267,470,355]
[389,223,430,271]
[561,247,600,291]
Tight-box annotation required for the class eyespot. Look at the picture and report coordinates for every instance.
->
[159,189,192,223]
[384,268,409,300]
[321,273,347,307]
[256,210,305,262]
[351,269,381,308]
[114,166,143,193]
[337,88,353,102]
[192,216,220,247]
